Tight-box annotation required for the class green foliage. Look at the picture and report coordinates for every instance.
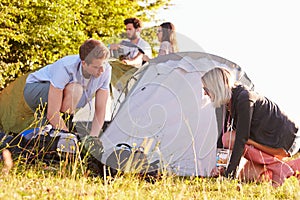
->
[0,0,171,90]
[142,26,160,57]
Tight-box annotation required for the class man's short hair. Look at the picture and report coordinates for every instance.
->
[124,17,142,29]
[79,39,110,64]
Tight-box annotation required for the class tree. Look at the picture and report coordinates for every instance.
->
[0,0,172,90]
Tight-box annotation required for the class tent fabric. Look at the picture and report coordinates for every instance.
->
[109,59,137,93]
[99,52,253,177]
[0,73,34,134]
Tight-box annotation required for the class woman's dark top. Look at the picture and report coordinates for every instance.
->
[225,85,298,177]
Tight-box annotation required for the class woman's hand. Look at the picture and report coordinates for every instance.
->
[210,166,225,177]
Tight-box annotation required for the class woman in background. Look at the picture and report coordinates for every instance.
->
[143,22,178,61]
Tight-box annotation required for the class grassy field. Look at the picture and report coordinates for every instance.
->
[1,154,300,200]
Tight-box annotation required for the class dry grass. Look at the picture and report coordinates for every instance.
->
[0,154,300,200]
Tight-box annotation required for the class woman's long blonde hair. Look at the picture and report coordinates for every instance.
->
[201,67,234,108]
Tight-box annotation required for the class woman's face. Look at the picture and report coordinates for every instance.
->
[156,26,163,42]
[202,84,212,99]
[203,86,210,97]
[202,83,215,104]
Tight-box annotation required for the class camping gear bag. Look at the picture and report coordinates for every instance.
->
[1,125,80,163]
[106,143,160,179]
[0,125,108,177]
[22,125,79,162]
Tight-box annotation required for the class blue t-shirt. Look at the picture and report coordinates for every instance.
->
[26,55,112,108]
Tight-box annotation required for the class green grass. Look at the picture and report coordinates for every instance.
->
[0,158,300,200]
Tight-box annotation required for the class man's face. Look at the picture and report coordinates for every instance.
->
[125,23,138,40]
[83,58,106,78]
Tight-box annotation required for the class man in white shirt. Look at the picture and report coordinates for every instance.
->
[110,17,152,68]
[24,39,111,137]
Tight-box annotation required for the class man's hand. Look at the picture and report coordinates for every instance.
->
[82,135,104,160]
[142,54,150,62]
[109,43,120,50]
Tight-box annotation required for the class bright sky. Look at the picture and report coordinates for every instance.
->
[154,0,300,125]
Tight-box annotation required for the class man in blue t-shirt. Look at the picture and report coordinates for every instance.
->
[24,39,111,137]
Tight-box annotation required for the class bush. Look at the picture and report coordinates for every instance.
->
[0,0,169,90]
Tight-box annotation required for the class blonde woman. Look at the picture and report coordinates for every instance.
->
[202,67,299,179]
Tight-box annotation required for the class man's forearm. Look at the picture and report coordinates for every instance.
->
[89,113,105,137]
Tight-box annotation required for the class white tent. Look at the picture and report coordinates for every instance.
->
[95,52,253,176]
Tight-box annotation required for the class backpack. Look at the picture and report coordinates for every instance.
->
[106,143,160,180]
[1,125,79,163]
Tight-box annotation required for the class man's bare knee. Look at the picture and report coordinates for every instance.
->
[61,83,83,113]
[64,83,83,98]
